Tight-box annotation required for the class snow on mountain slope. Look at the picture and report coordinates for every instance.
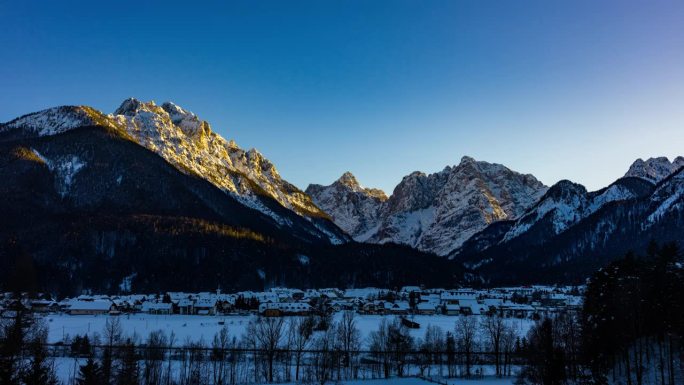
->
[30,149,86,198]
[502,181,588,242]
[305,172,387,240]
[1,106,122,139]
[502,177,654,243]
[309,156,547,255]
[0,99,346,243]
[645,169,684,225]
[374,157,548,255]
[625,156,684,183]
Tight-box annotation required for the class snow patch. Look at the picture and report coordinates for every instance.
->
[297,254,310,265]
[118,273,137,293]
[32,149,86,197]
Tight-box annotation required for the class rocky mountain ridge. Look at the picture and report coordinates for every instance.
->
[1,99,347,244]
[307,156,548,255]
[305,172,387,239]
[453,159,684,283]
[624,156,684,183]
[0,107,456,294]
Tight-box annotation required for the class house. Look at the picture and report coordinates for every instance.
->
[384,301,410,315]
[420,293,441,303]
[416,302,438,315]
[259,302,311,316]
[458,299,487,316]
[30,300,59,313]
[444,303,460,315]
[328,300,356,312]
[194,298,217,315]
[176,298,194,315]
[141,302,173,315]
[65,300,114,315]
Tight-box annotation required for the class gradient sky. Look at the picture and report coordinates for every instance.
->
[1,1,683,193]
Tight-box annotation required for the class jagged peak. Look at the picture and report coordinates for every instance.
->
[114,98,146,116]
[333,171,387,199]
[404,171,427,179]
[625,156,684,183]
[337,171,360,188]
[112,98,213,138]
[161,101,194,121]
[543,179,587,200]
[246,147,262,157]
[460,155,476,164]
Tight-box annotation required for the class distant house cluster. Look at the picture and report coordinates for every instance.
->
[0,285,582,319]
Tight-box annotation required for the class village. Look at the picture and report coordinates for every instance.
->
[0,285,583,320]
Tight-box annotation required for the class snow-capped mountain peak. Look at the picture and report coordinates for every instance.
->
[459,155,476,164]
[332,171,388,200]
[309,157,548,255]
[305,173,387,240]
[625,156,684,183]
[502,180,588,241]
[338,171,361,189]
[0,99,346,243]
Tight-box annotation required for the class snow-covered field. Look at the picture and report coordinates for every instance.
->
[43,312,534,347]
[47,313,529,384]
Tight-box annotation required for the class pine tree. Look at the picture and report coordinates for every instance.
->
[116,342,139,385]
[22,335,58,385]
[76,357,104,385]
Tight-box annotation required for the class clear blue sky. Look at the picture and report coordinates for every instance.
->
[1,1,683,193]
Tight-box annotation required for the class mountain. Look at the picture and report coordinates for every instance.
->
[2,99,348,244]
[624,156,684,183]
[307,156,548,255]
[305,172,387,239]
[0,101,464,295]
[452,171,684,284]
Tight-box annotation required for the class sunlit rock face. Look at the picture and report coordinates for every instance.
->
[308,156,547,255]
[0,98,349,244]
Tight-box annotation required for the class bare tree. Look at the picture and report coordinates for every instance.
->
[252,317,285,383]
[102,317,123,384]
[501,323,518,377]
[482,315,506,376]
[165,331,176,385]
[387,317,413,377]
[210,327,230,385]
[368,318,391,378]
[143,330,167,385]
[336,311,361,379]
[241,320,260,383]
[311,324,336,385]
[420,324,445,377]
[455,316,478,377]
[289,316,313,381]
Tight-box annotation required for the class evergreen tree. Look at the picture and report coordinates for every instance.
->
[77,357,104,385]
[22,330,58,385]
[116,341,139,385]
